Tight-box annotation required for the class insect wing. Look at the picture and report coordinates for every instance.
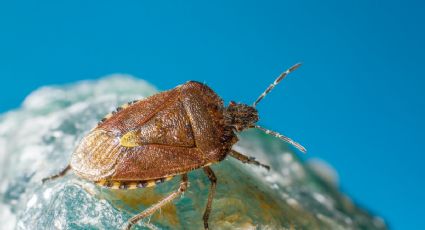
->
[111,144,206,180]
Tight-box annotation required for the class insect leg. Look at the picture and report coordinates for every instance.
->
[123,174,189,230]
[229,150,270,170]
[42,164,71,183]
[202,166,217,230]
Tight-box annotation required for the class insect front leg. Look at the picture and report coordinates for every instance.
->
[42,164,71,183]
[202,166,217,230]
[123,174,189,230]
[229,150,270,170]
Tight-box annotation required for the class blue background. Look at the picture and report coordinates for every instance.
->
[1,1,424,229]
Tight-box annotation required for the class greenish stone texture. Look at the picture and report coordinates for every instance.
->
[0,76,387,230]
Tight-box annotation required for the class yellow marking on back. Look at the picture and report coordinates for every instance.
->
[120,130,140,147]
[165,176,173,182]
[104,113,113,119]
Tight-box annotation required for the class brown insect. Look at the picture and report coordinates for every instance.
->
[42,63,306,230]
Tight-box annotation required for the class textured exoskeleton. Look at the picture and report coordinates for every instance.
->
[44,64,306,230]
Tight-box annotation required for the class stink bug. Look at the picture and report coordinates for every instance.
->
[43,63,306,230]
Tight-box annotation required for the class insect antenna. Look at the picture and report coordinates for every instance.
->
[253,125,307,153]
[253,63,302,107]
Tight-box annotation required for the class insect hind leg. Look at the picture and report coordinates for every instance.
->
[229,150,270,170]
[42,164,71,183]
[202,166,217,230]
[123,174,189,230]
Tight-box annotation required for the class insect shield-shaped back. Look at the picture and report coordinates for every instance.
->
[70,81,237,182]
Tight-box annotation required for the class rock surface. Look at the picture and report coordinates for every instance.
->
[0,76,387,230]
